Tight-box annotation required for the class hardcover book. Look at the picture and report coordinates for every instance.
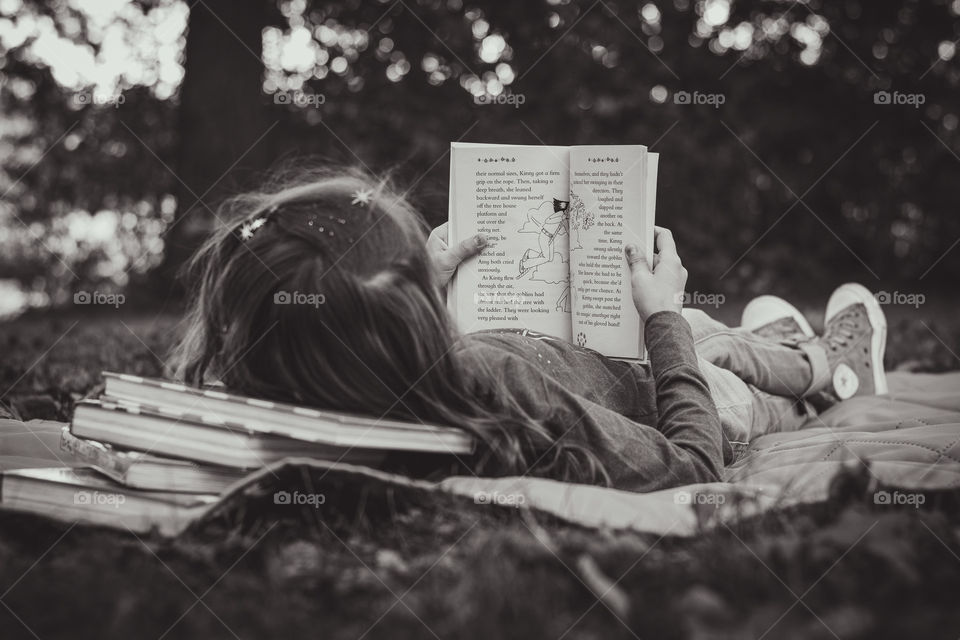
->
[0,467,217,535]
[60,427,243,493]
[97,372,474,455]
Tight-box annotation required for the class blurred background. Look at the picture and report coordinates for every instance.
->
[0,0,957,318]
[1,4,958,631]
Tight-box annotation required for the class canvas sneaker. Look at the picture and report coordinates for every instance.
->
[810,283,888,400]
[741,295,815,343]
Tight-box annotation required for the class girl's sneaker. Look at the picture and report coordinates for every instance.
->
[740,295,815,343]
[812,283,888,400]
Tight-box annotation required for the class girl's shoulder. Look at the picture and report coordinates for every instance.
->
[454,329,525,361]
[453,331,560,406]
[454,330,573,379]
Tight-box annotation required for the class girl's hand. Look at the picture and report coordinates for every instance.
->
[624,226,688,322]
[427,222,489,287]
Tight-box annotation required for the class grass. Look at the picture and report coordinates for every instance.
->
[1,302,959,639]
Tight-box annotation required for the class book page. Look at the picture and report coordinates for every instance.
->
[568,146,656,359]
[448,143,572,340]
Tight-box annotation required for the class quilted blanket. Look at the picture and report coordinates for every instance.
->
[3,371,958,537]
[438,371,960,535]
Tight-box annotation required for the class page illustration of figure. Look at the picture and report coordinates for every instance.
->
[567,191,592,251]
[518,198,569,276]
[516,198,571,312]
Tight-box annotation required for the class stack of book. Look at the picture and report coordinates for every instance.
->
[1,372,474,534]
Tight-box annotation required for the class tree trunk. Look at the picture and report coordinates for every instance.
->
[157,0,273,294]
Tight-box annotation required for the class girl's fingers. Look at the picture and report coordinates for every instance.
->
[654,226,676,254]
[427,223,449,250]
[654,227,680,263]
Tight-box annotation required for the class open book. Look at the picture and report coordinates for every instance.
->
[447,143,658,360]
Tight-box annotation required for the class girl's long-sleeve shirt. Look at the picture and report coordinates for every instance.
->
[454,311,731,492]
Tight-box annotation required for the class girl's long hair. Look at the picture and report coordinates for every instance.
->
[171,166,608,484]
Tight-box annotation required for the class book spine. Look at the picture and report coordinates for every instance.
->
[60,429,131,481]
[98,397,254,433]
[104,372,459,436]
[106,372,263,411]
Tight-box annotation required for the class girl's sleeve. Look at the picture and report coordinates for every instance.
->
[643,310,728,483]
[462,312,726,492]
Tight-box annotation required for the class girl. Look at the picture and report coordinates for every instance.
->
[171,167,887,492]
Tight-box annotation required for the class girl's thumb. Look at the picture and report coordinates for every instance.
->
[624,244,645,267]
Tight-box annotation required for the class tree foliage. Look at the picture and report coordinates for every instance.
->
[0,0,958,310]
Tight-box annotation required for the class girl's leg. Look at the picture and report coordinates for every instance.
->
[682,308,830,399]
[696,358,810,456]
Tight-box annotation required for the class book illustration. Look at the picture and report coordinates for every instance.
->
[516,198,569,276]
[516,198,572,312]
[567,191,593,251]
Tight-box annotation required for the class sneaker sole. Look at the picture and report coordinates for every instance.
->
[825,283,888,395]
[741,295,816,338]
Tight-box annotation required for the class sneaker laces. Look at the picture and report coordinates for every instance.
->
[822,309,861,351]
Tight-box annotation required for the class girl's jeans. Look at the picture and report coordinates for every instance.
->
[683,309,830,458]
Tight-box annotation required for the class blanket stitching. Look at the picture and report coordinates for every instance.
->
[740,439,960,465]
[896,418,930,429]
[817,439,960,464]
[935,434,960,457]
[727,462,960,490]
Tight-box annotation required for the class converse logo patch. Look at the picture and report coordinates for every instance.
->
[832,363,860,400]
